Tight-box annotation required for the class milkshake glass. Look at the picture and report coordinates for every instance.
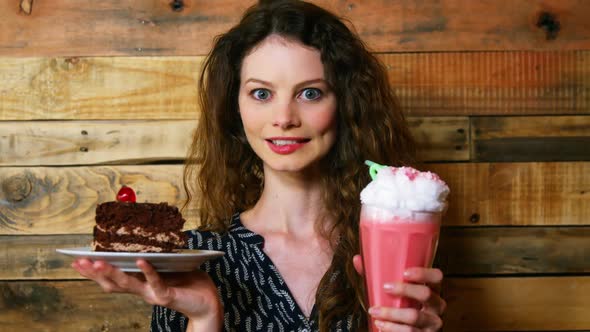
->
[360,161,449,331]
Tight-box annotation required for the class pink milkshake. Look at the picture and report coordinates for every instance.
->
[360,162,449,331]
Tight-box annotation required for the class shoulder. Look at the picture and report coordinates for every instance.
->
[185,226,225,251]
[185,212,264,251]
[184,212,264,279]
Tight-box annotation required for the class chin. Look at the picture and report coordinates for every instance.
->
[267,161,307,172]
[264,157,321,174]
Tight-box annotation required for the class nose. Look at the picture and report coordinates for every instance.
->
[272,100,300,129]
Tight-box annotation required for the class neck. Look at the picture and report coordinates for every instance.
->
[245,166,329,238]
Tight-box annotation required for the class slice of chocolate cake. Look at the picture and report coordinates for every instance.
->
[92,187,187,253]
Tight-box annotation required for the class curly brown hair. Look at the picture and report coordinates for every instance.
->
[183,1,416,330]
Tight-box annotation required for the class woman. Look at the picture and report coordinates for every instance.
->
[73,1,446,331]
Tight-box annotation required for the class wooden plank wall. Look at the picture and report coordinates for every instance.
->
[1,1,589,331]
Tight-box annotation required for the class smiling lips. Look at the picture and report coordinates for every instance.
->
[265,137,311,154]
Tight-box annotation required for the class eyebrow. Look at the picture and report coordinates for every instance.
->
[243,78,327,90]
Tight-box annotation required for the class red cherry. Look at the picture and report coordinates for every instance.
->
[116,186,136,203]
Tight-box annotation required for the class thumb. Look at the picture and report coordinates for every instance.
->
[352,254,364,275]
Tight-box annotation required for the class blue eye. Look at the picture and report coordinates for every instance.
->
[300,88,322,101]
[252,89,271,100]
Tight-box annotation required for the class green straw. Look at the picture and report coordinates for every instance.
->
[365,160,386,180]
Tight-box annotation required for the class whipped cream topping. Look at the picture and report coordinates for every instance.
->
[360,166,450,213]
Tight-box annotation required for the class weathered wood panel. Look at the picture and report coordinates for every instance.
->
[0,0,252,57]
[0,57,200,120]
[0,281,151,332]
[1,0,589,56]
[0,120,195,166]
[342,0,590,53]
[0,162,588,235]
[0,165,199,235]
[436,227,590,276]
[443,277,590,331]
[425,162,590,226]
[1,52,589,119]
[408,117,469,161]
[472,116,590,162]
[4,226,589,280]
[389,51,590,116]
[1,278,588,331]
[0,117,468,165]
[0,235,92,280]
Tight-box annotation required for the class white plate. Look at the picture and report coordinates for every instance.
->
[56,247,224,272]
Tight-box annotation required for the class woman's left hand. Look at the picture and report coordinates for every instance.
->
[353,256,446,331]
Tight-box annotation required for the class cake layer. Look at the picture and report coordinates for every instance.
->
[95,225,184,243]
[93,226,186,253]
[94,201,187,253]
[95,201,185,230]
[92,241,178,253]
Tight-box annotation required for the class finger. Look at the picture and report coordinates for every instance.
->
[94,260,144,295]
[90,260,131,293]
[384,278,446,316]
[370,307,443,330]
[402,268,446,316]
[403,267,443,291]
[74,260,123,293]
[137,259,173,301]
[418,310,444,330]
[422,291,447,316]
[370,307,421,326]
[71,258,91,277]
[384,282,433,304]
[72,259,123,293]
[403,267,443,284]
[95,276,124,293]
[373,319,418,332]
[352,255,364,275]
[73,258,100,280]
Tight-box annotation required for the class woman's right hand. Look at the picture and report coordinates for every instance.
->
[72,258,222,329]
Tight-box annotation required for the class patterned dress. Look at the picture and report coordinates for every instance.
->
[150,213,358,332]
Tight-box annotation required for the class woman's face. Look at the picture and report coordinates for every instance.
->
[238,35,338,174]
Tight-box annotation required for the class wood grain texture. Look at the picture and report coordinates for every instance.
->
[0,278,588,331]
[4,226,589,280]
[0,0,251,57]
[436,227,590,276]
[0,165,199,235]
[1,0,589,56]
[0,281,151,331]
[0,235,92,280]
[1,51,588,119]
[0,117,467,165]
[0,120,195,166]
[472,116,590,161]
[1,162,588,235]
[0,57,200,120]
[387,51,590,116]
[340,0,590,53]
[425,162,590,226]
[443,277,590,331]
[408,117,469,161]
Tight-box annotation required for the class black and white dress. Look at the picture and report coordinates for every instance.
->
[150,213,358,332]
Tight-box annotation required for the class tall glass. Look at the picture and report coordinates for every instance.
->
[360,204,441,331]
